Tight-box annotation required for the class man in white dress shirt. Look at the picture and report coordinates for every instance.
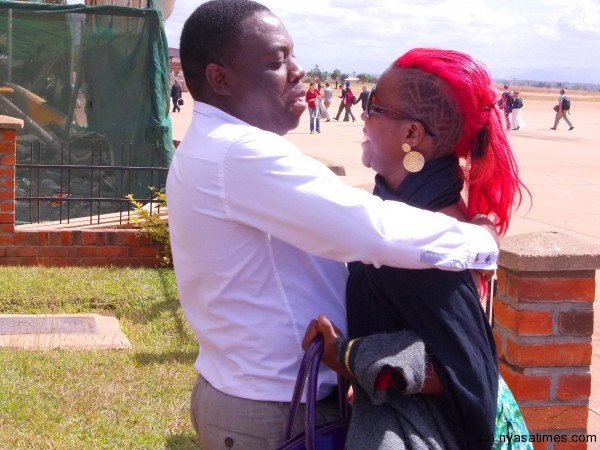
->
[167,1,499,448]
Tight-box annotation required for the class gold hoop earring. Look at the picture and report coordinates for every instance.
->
[402,143,424,173]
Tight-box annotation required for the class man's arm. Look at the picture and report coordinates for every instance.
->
[220,135,498,271]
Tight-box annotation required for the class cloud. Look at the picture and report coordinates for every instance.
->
[162,0,599,83]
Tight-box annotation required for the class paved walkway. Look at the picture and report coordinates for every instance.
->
[171,91,600,436]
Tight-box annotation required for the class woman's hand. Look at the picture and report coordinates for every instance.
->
[302,314,354,380]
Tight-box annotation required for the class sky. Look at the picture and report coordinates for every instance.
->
[161,0,600,85]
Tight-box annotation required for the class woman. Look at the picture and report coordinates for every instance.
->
[343,87,356,122]
[304,48,531,449]
[305,82,321,133]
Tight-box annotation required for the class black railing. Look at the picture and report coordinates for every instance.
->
[15,140,169,225]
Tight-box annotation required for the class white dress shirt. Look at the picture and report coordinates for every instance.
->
[166,102,498,402]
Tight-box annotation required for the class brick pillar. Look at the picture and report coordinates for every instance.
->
[0,116,23,243]
[494,232,600,450]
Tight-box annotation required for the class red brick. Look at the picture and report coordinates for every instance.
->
[496,267,507,296]
[96,246,128,258]
[494,301,553,336]
[0,167,14,177]
[47,232,61,246]
[0,212,15,223]
[105,231,128,246]
[0,190,14,200]
[508,274,595,303]
[505,338,591,367]
[0,201,15,212]
[493,328,505,359]
[39,257,76,267]
[37,231,48,246]
[6,246,37,257]
[37,247,70,258]
[82,231,96,245]
[1,154,15,165]
[499,362,551,401]
[70,231,83,245]
[14,232,26,245]
[94,232,106,246]
[76,247,98,257]
[554,441,588,450]
[0,234,15,245]
[1,130,17,141]
[129,246,160,257]
[556,373,591,401]
[0,223,14,233]
[559,310,594,336]
[532,442,549,450]
[60,231,72,246]
[0,143,15,154]
[0,178,14,188]
[520,405,588,431]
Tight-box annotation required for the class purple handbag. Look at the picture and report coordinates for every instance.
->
[277,335,350,450]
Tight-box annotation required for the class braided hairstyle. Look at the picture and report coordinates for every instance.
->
[394,48,528,235]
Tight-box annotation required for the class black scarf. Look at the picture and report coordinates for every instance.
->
[373,155,463,210]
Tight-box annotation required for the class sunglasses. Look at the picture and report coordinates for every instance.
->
[365,86,435,136]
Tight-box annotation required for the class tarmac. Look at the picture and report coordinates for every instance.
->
[171,91,600,440]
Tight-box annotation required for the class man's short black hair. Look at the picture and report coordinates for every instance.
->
[180,0,271,99]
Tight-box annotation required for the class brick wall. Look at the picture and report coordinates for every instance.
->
[0,116,163,267]
[495,232,600,450]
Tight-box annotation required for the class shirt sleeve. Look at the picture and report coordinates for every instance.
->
[221,134,498,271]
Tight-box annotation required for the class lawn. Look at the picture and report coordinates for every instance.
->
[0,266,200,449]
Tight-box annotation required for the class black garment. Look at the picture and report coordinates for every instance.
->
[355,90,370,110]
[346,156,498,450]
[171,82,182,112]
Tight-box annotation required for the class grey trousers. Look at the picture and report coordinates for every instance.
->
[190,373,341,450]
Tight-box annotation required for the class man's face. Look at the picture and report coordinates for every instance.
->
[224,12,306,135]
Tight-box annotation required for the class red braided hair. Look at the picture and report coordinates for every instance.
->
[395,48,528,235]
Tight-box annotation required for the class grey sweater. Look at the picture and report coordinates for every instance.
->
[341,331,460,450]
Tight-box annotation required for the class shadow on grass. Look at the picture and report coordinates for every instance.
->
[133,350,196,365]
[165,433,201,449]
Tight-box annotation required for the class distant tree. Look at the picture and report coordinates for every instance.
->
[357,73,378,84]
[330,69,341,83]
[306,64,325,81]
[340,73,349,82]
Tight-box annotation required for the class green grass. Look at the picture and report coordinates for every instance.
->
[0,266,200,449]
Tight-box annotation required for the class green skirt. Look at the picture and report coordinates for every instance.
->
[493,375,534,449]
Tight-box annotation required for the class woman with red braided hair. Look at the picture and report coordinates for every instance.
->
[304,48,531,449]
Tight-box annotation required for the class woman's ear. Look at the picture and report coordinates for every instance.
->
[406,121,426,147]
[205,62,232,96]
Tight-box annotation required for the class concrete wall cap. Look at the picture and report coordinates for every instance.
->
[499,231,600,272]
[0,115,24,130]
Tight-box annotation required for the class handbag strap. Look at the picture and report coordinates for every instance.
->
[284,335,324,440]
[283,335,349,447]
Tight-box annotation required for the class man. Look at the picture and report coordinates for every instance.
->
[171,79,182,112]
[333,85,347,121]
[167,1,498,448]
[550,88,574,130]
[355,85,370,111]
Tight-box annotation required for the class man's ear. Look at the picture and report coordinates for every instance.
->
[205,62,233,96]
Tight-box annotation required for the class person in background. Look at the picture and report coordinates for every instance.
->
[323,82,334,113]
[304,48,531,449]
[511,90,525,130]
[551,88,574,130]
[334,84,347,121]
[354,85,370,111]
[499,84,512,130]
[168,1,499,448]
[171,79,182,113]
[305,82,321,133]
[343,87,356,122]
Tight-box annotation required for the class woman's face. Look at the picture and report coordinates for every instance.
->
[360,67,411,184]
